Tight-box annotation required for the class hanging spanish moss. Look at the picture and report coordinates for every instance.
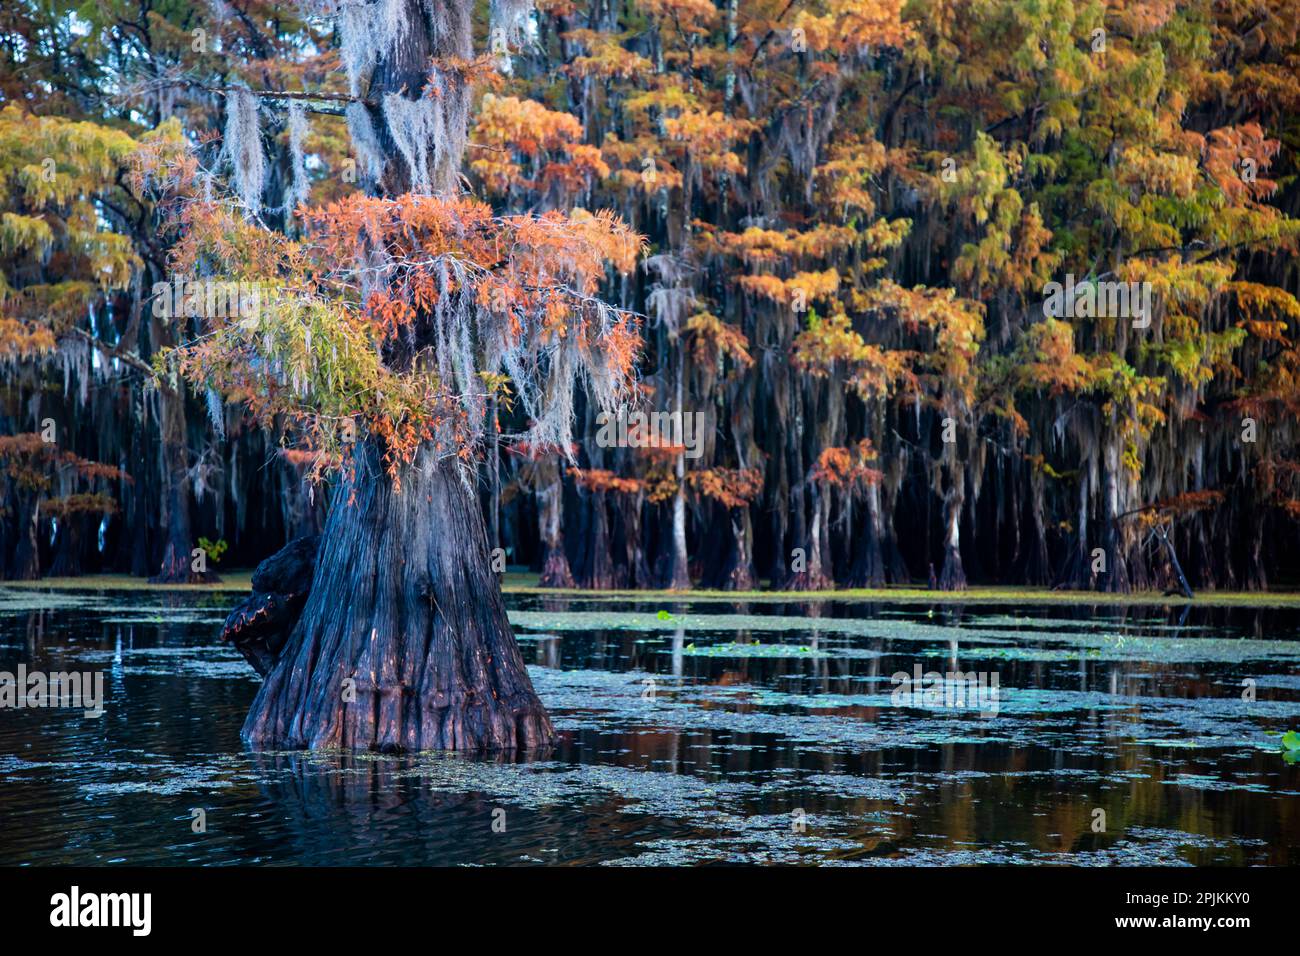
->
[345,101,385,185]
[335,0,473,196]
[5,0,1299,609]
[336,0,409,96]
[381,92,440,194]
[285,101,310,213]
[221,88,266,217]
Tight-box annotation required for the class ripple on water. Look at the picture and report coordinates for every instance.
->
[0,590,1298,865]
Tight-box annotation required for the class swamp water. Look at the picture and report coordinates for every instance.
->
[1,587,1299,865]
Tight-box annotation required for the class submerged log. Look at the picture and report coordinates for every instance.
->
[221,535,320,677]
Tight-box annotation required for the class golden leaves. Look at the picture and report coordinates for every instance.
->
[685,467,764,508]
[470,94,607,196]
[685,311,753,370]
[809,440,881,493]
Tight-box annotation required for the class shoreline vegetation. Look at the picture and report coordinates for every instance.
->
[5,573,1300,608]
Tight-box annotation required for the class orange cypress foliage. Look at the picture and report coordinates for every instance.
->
[809,440,882,494]
[45,493,120,517]
[157,184,645,479]
[470,94,609,196]
[572,468,645,495]
[0,433,130,496]
[685,311,753,370]
[685,467,764,509]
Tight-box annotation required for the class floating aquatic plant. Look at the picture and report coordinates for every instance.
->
[1283,731,1300,763]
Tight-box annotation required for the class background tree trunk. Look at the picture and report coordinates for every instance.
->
[152,386,207,583]
[850,481,887,587]
[243,440,554,752]
[665,367,691,589]
[667,469,690,588]
[8,493,41,581]
[1102,434,1130,593]
[938,462,967,590]
[721,507,757,590]
[537,472,575,588]
[579,490,618,589]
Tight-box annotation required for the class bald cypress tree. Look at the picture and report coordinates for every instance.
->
[152,0,642,750]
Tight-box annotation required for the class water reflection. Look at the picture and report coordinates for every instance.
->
[0,587,1297,865]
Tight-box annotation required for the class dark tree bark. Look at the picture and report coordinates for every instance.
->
[47,513,87,577]
[787,482,834,590]
[665,475,692,589]
[848,481,887,587]
[1021,458,1051,585]
[577,490,618,589]
[4,492,41,581]
[222,534,320,676]
[151,386,213,583]
[720,507,757,590]
[1055,471,1092,590]
[618,491,651,588]
[242,441,554,752]
[537,473,575,588]
[1153,524,1194,599]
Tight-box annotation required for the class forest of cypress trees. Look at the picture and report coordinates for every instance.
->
[2,0,1298,594]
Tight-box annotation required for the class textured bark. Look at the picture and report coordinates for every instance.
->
[222,535,320,676]
[618,492,651,588]
[849,481,887,587]
[788,484,834,590]
[938,464,967,591]
[666,360,691,589]
[720,507,757,590]
[665,471,691,589]
[1023,461,1051,585]
[577,491,618,589]
[537,475,575,588]
[1247,516,1268,591]
[1101,436,1131,593]
[1154,525,1194,598]
[151,387,213,583]
[1056,471,1092,589]
[242,441,554,752]
[47,514,87,577]
[4,492,41,581]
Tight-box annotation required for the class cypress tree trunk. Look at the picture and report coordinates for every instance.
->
[152,386,207,583]
[619,492,651,588]
[854,480,887,586]
[243,440,554,752]
[667,470,691,589]
[579,490,618,589]
[1056,470,1092,589]
[665,370,690,589]
[1024,459,1050,584]
[537,472,575,588]
[7,492,41,581]
[721,507,757,590]
[938,462,967,590]
[1101,434,1130,593]
[48,514,86,577]
[789,484,834,590]
[1247,515,1268,591]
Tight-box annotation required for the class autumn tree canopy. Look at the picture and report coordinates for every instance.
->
[2,0,1298,595]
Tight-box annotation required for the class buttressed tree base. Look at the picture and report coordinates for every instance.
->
[242,441,554,751]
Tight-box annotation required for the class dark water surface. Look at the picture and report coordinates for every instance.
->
[2,587,1299,865]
